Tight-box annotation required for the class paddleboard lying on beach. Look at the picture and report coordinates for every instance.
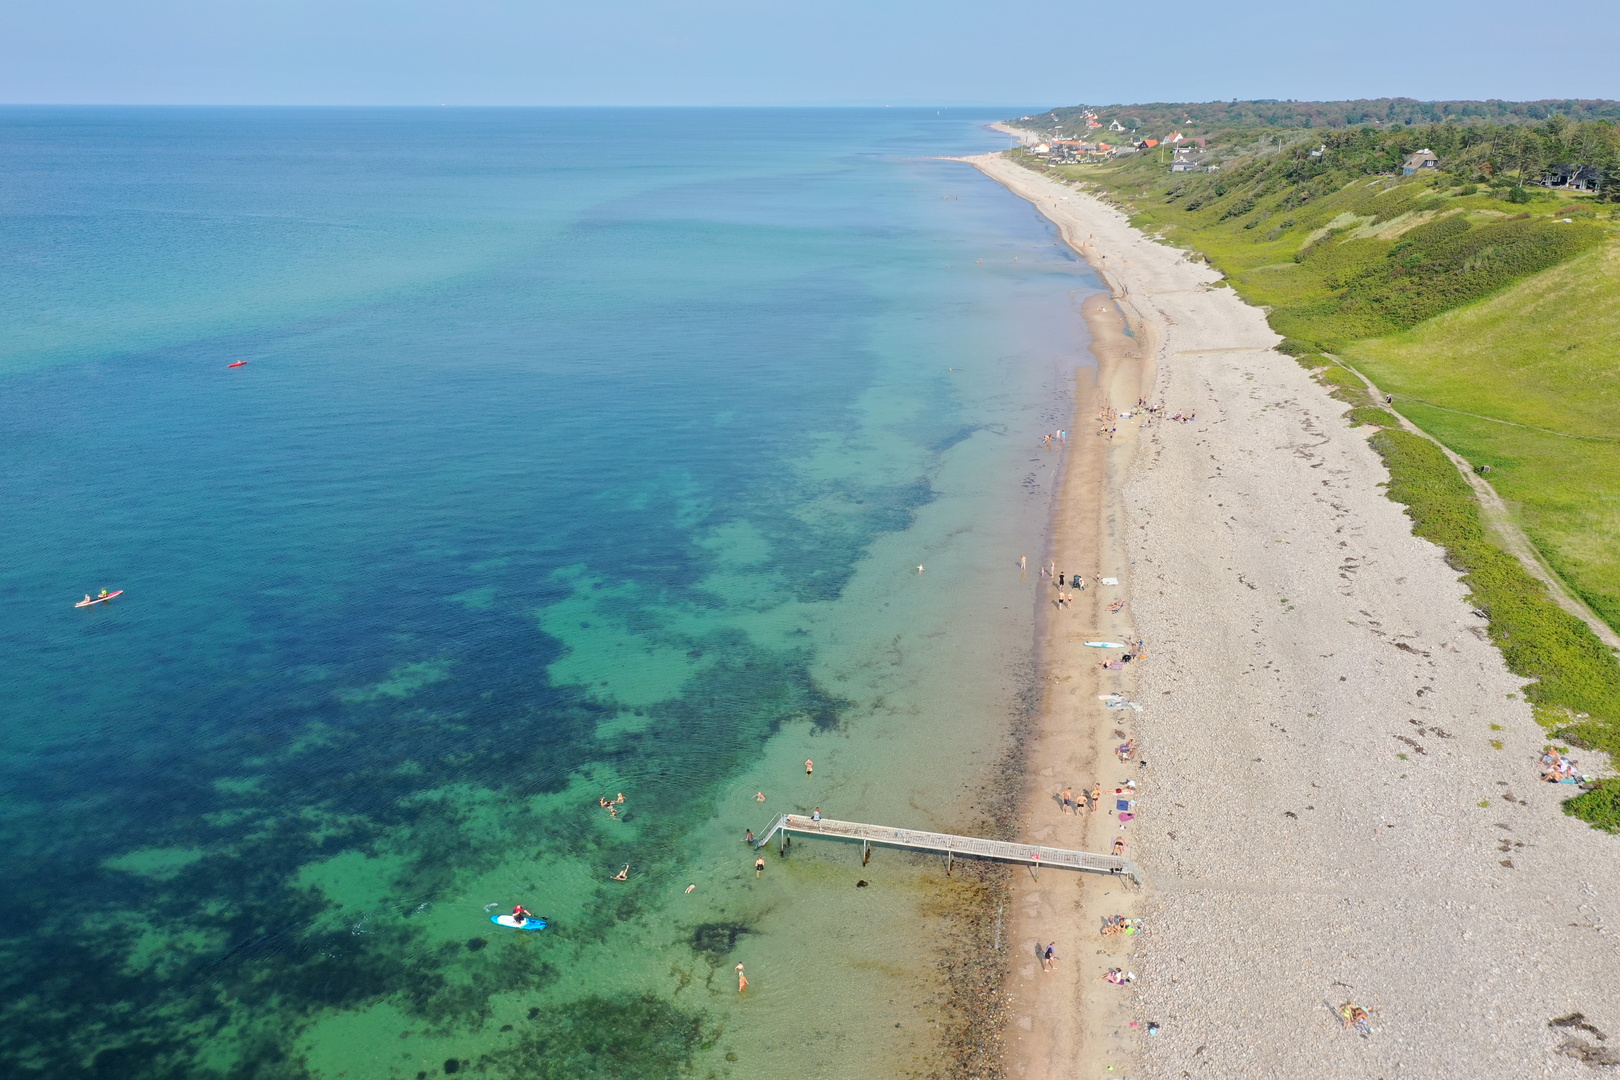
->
[491,915,547,930]
[75,591,123,608]
[1083,641,1127,648]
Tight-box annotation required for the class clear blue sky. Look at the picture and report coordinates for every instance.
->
[2,0,1616,107]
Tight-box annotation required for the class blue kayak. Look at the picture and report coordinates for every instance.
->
[491,914,547,930]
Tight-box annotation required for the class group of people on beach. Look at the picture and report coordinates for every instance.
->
[1540,747,1588,784]
[1099,640,1147,670]
[1041,430,1067,448]
[1058,783,1104,816]
[1044,565,1092,609]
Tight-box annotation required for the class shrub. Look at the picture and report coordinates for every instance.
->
[1563,781,1620,833]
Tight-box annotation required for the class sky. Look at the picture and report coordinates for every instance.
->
[1,0,1616,107]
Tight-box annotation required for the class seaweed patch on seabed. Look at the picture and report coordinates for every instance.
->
[929,651,1041,1080]
[475,995,718,1080]
[0,617,833,1078]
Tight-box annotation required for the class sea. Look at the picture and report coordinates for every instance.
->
[0,107,1102,1080]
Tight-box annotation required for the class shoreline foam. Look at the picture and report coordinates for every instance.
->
[964,151,1620,1079]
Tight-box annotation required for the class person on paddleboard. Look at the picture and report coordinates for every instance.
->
[512,904,535,923]
[98,588,108,599]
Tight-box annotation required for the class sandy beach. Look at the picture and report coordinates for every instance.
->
[966,151,1620,1080]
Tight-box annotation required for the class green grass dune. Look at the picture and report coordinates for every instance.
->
[1346,243,1620,632]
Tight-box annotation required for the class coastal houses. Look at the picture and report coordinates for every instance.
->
[1170,145,1208,172]
[1402,149,1440,175]
[1539,163,1605,192]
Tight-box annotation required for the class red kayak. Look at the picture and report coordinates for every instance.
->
[75,590,123,608]
[228,361,249,368]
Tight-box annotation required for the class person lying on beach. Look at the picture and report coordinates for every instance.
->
[1111,837,1127,856]
[1101,968,1134,985]
[1116,739,1136,761]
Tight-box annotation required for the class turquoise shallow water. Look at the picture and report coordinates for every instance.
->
[0,108,1100,1079]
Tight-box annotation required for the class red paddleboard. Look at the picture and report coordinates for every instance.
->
[75,590,123,608]
[228,361,249,368]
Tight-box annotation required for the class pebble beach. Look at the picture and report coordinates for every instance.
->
[968,150,1620,1080]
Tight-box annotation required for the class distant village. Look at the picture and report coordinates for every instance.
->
[1017,110,1215,170]
[1017,111,1608,191]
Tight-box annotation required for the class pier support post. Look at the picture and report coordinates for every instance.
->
[862,839,870,866]
[946,849,952,876]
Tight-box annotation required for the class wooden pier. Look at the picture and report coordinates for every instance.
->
[751,813,1140,883]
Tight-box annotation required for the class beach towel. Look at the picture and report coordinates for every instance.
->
[1116,799,1131,812]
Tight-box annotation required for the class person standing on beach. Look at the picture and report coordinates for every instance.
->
[1019,555,1027,572]
[1060,786,1075,814]
[1042,942,1058,971]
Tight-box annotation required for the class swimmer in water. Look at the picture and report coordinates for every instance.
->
[754,792,766,802]
[684,884,696,894]
[613,864,629,881]
[805,759,813,775]
[736,963,748,993]
[615,792,625,804]
[755,856,765,877]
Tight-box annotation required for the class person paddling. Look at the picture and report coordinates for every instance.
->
[512,904,536,924]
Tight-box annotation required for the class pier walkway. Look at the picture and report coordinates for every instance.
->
[751,813,1140,883]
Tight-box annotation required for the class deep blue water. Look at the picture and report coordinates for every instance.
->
[0,108,1093,1079]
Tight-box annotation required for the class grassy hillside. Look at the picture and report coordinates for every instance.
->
[1344,244,1620,632]
[1009,122,1620,825]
